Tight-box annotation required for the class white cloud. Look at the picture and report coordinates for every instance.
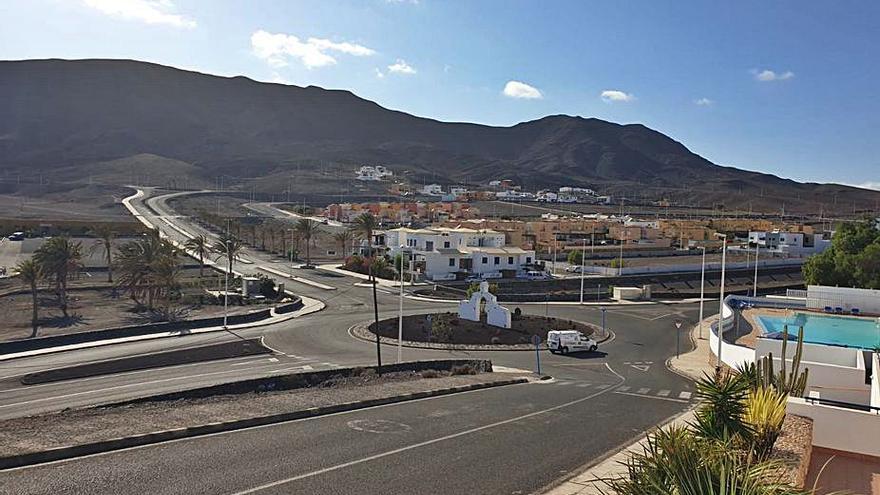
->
[443,64,452,73]
[694,97,713,106]
[752,69,795,82]
[82,0,196,29]
[600,90,635,103]
[502,80,543,99]
[250,30,375,70]
[269,73,291,85]
[374,68,385,78]
[387,59,416,75]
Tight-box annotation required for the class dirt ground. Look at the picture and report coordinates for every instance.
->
[0,371,514,458]
[0,285,253,342]
[369,312,595,345]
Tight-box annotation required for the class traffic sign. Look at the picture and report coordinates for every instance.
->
[531,334,542,345]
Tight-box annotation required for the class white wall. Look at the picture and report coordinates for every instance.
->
[807,285,880,313]
[787,397,880,458]
[872,353,880,409]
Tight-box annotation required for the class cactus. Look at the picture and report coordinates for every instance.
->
[754,325,809,397]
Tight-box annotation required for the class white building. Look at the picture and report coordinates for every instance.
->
[382,227,536,281]
[421,184,444,196]
[449,186,468,196]
[355,165,393,181]
[748,230,831,256]
[536,191,558,202]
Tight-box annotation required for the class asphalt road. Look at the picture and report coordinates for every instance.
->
[0,188,704,494]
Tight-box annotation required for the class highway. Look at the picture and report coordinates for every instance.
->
[0,188,705,494]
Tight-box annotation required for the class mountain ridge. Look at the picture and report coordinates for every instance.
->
[1,58,877,213]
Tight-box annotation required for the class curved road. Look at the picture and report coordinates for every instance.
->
[0,188,704,495]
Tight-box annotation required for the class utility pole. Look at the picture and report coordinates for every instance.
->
[698,246,706,339]
[579,237,586,304]
[716,234,728,372]
[753,244,759,298]
[370,262,382,374]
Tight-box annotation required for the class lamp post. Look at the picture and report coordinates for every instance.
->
[600,306,607,338]
[579,237,586,304]
[698,245,706,339]
[753,244,759,298]
[715,233,728,371]
[397,246,408,363]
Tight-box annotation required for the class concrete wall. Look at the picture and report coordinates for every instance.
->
[872,353,880,409]
[581,258,803,276]
[787,397,880,458]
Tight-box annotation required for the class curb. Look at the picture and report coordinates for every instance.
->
[0,377,528,470]
[348,322,614,352]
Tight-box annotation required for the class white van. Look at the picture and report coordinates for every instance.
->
[547,330,598,354]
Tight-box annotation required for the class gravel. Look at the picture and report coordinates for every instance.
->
[0,371,521,458]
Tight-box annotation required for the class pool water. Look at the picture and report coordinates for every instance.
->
[757,313,880,350]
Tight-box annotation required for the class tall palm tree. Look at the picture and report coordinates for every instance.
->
[116,231,177,310]
[184,234,211,278]
[333,229,354,258]
[278,228,287,257]
[16,258,42,338]
[33,236,83,318]
[90,225,115,283]
[294,219,322,267]
[351,213,379,255]
[213,232,245,277]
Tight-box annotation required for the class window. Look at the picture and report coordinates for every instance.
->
[526,256,532,264]
[425,241,433,251]
[508,256,514,264]
[494,256,500,265]
[482,257,488,264]
[449,258,455,267]
[444,241,450,248]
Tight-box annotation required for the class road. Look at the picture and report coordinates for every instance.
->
[0,188,704,494]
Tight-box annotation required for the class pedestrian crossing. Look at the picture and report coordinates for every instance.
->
[549,379,693,402]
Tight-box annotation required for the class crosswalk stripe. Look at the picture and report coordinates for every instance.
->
[637,388,650,394]
[555,381,572,386]
[657,390,670,397]
[618,386,631,392]
[576,383,591,388]
[595,384,610,389]
[678,391,692,399]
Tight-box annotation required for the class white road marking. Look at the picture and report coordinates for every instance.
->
[0,362,296,410]
[576,383,591,388]
[657,390,670,397]
[555,381,572,386]
[617,386,630,392]
[268,358,279,363]
[595,384,610,390]
[613,391,689,403]
[637,388,650,394]
[228,380,624,494]
[678,391,692,400]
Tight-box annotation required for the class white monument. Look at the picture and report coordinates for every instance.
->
[458,281,511,328]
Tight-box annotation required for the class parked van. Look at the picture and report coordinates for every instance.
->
[7,232,24,241]
[547,330,598,354]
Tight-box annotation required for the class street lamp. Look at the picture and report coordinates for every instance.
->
[600,306,607,338]
[698,245,706,339]
[397,246,411,363]
[753,243,760,298]
[715,233,728,371]
[579,237,586,304]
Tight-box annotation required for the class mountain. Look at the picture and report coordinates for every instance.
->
[1,58,878,213]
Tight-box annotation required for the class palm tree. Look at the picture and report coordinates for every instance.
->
[351,213,379,255]
[213,232,245,277]
[90,225,115,283]
[333,229,354,258]
[115,231,177,310]
[184,234,211,278]
[294,219,322,267]
[16,258,42,338]
[33,236,83,318]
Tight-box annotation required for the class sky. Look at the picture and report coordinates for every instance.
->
[2,0,879,189]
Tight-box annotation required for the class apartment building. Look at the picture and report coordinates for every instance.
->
[382,227,536,281]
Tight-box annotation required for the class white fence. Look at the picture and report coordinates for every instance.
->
[806,285,880,313]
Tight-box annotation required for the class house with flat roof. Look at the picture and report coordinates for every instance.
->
[382,227,537,281]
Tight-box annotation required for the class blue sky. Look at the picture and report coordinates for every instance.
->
[2,0,878,188]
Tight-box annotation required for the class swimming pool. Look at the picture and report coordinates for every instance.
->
[756,313,880,350]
